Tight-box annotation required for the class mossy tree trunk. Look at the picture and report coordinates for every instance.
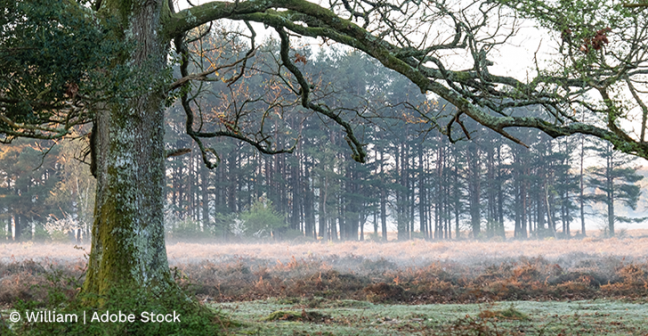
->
[82,0,174,302]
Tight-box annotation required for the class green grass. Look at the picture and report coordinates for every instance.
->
[3,298,647,335]
[218,298,648,335]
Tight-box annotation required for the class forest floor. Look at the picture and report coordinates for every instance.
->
[1,236,648,334]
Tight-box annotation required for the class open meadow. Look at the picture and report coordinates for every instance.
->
[2,236,648,334]
[3,233,648,265]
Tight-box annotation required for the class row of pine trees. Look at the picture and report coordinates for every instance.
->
[0,36,644,242]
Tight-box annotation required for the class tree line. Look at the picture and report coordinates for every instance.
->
[0,46,643,242]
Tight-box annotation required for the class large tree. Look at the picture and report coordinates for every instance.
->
[2,0,648,325]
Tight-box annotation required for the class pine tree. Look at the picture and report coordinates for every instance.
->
[587,141,645,236]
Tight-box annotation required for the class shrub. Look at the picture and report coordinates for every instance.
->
[4,264,233,335]
[239,198,287,238]
[364,232,382,241]
[167,218,205,240]
[0,224,8,241]
[479,305,529,320]
[32,225,50,242]
[280,229,314,242]
[263,310,329,322]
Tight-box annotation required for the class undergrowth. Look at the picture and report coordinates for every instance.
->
[0,264,234,335]
[2,253,648,334]
[3,255,648,309]
[175,255,648,304]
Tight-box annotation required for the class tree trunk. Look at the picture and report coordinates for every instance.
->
[606,151,615,236]
[304,156,316,239]
[418,143,426,237]
[379,150,388,241]
[201,162,210,229]
[467,142,481,238]
[452,145,460,240]
[83,0,174,302]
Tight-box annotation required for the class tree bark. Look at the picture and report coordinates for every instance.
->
[379,149,387,241]
[418,143,426,237]
[83,0,174,302]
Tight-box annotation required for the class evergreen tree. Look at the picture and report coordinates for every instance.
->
[587,141,646,236]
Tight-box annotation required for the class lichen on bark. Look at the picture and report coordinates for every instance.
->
[82,0,175,305]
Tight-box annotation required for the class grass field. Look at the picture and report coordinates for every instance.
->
[3,234,648,265]
[220,298,647,335]
[2,236,648,334]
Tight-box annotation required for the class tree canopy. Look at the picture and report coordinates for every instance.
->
[0,0,131,142]
[172,0,648,160]
[2,0,648,160]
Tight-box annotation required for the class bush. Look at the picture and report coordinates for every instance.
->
[49,231,70,243]
[32,225,51,242]
[364,232,382,241]
[536,227,556,239]
[213,212,237,237]
[280,229,315,242]
[5,274,233,336]
[167,218,205,240]
[410,231,427,239]
[239,198,287,238]
[0,224,8,241]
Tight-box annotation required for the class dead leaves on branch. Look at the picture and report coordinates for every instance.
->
[293,53,308,65]
[579,27,612,53]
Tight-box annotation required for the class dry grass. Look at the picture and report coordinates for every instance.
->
[163,236,648,266]
[0,259,85,308]
[3,235,648,265]
[2,235,648,308]
[172,253,648,304]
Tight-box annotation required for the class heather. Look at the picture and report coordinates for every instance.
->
[2,237,648,308]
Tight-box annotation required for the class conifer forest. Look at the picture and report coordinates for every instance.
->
[1,46,645,243]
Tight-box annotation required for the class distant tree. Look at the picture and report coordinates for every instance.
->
[552,137,580,237]
[46,137,96,242]
[587,141,646,236]
[0,139,61,240]
[239,198,287,238]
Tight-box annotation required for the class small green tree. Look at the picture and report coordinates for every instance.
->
[240,198,287,238]
[167,218,203,240]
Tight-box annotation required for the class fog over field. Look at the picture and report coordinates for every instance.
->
[4,234,648,334]
[3,235,648,267]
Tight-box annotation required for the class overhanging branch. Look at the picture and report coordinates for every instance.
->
[167,0,648,161]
